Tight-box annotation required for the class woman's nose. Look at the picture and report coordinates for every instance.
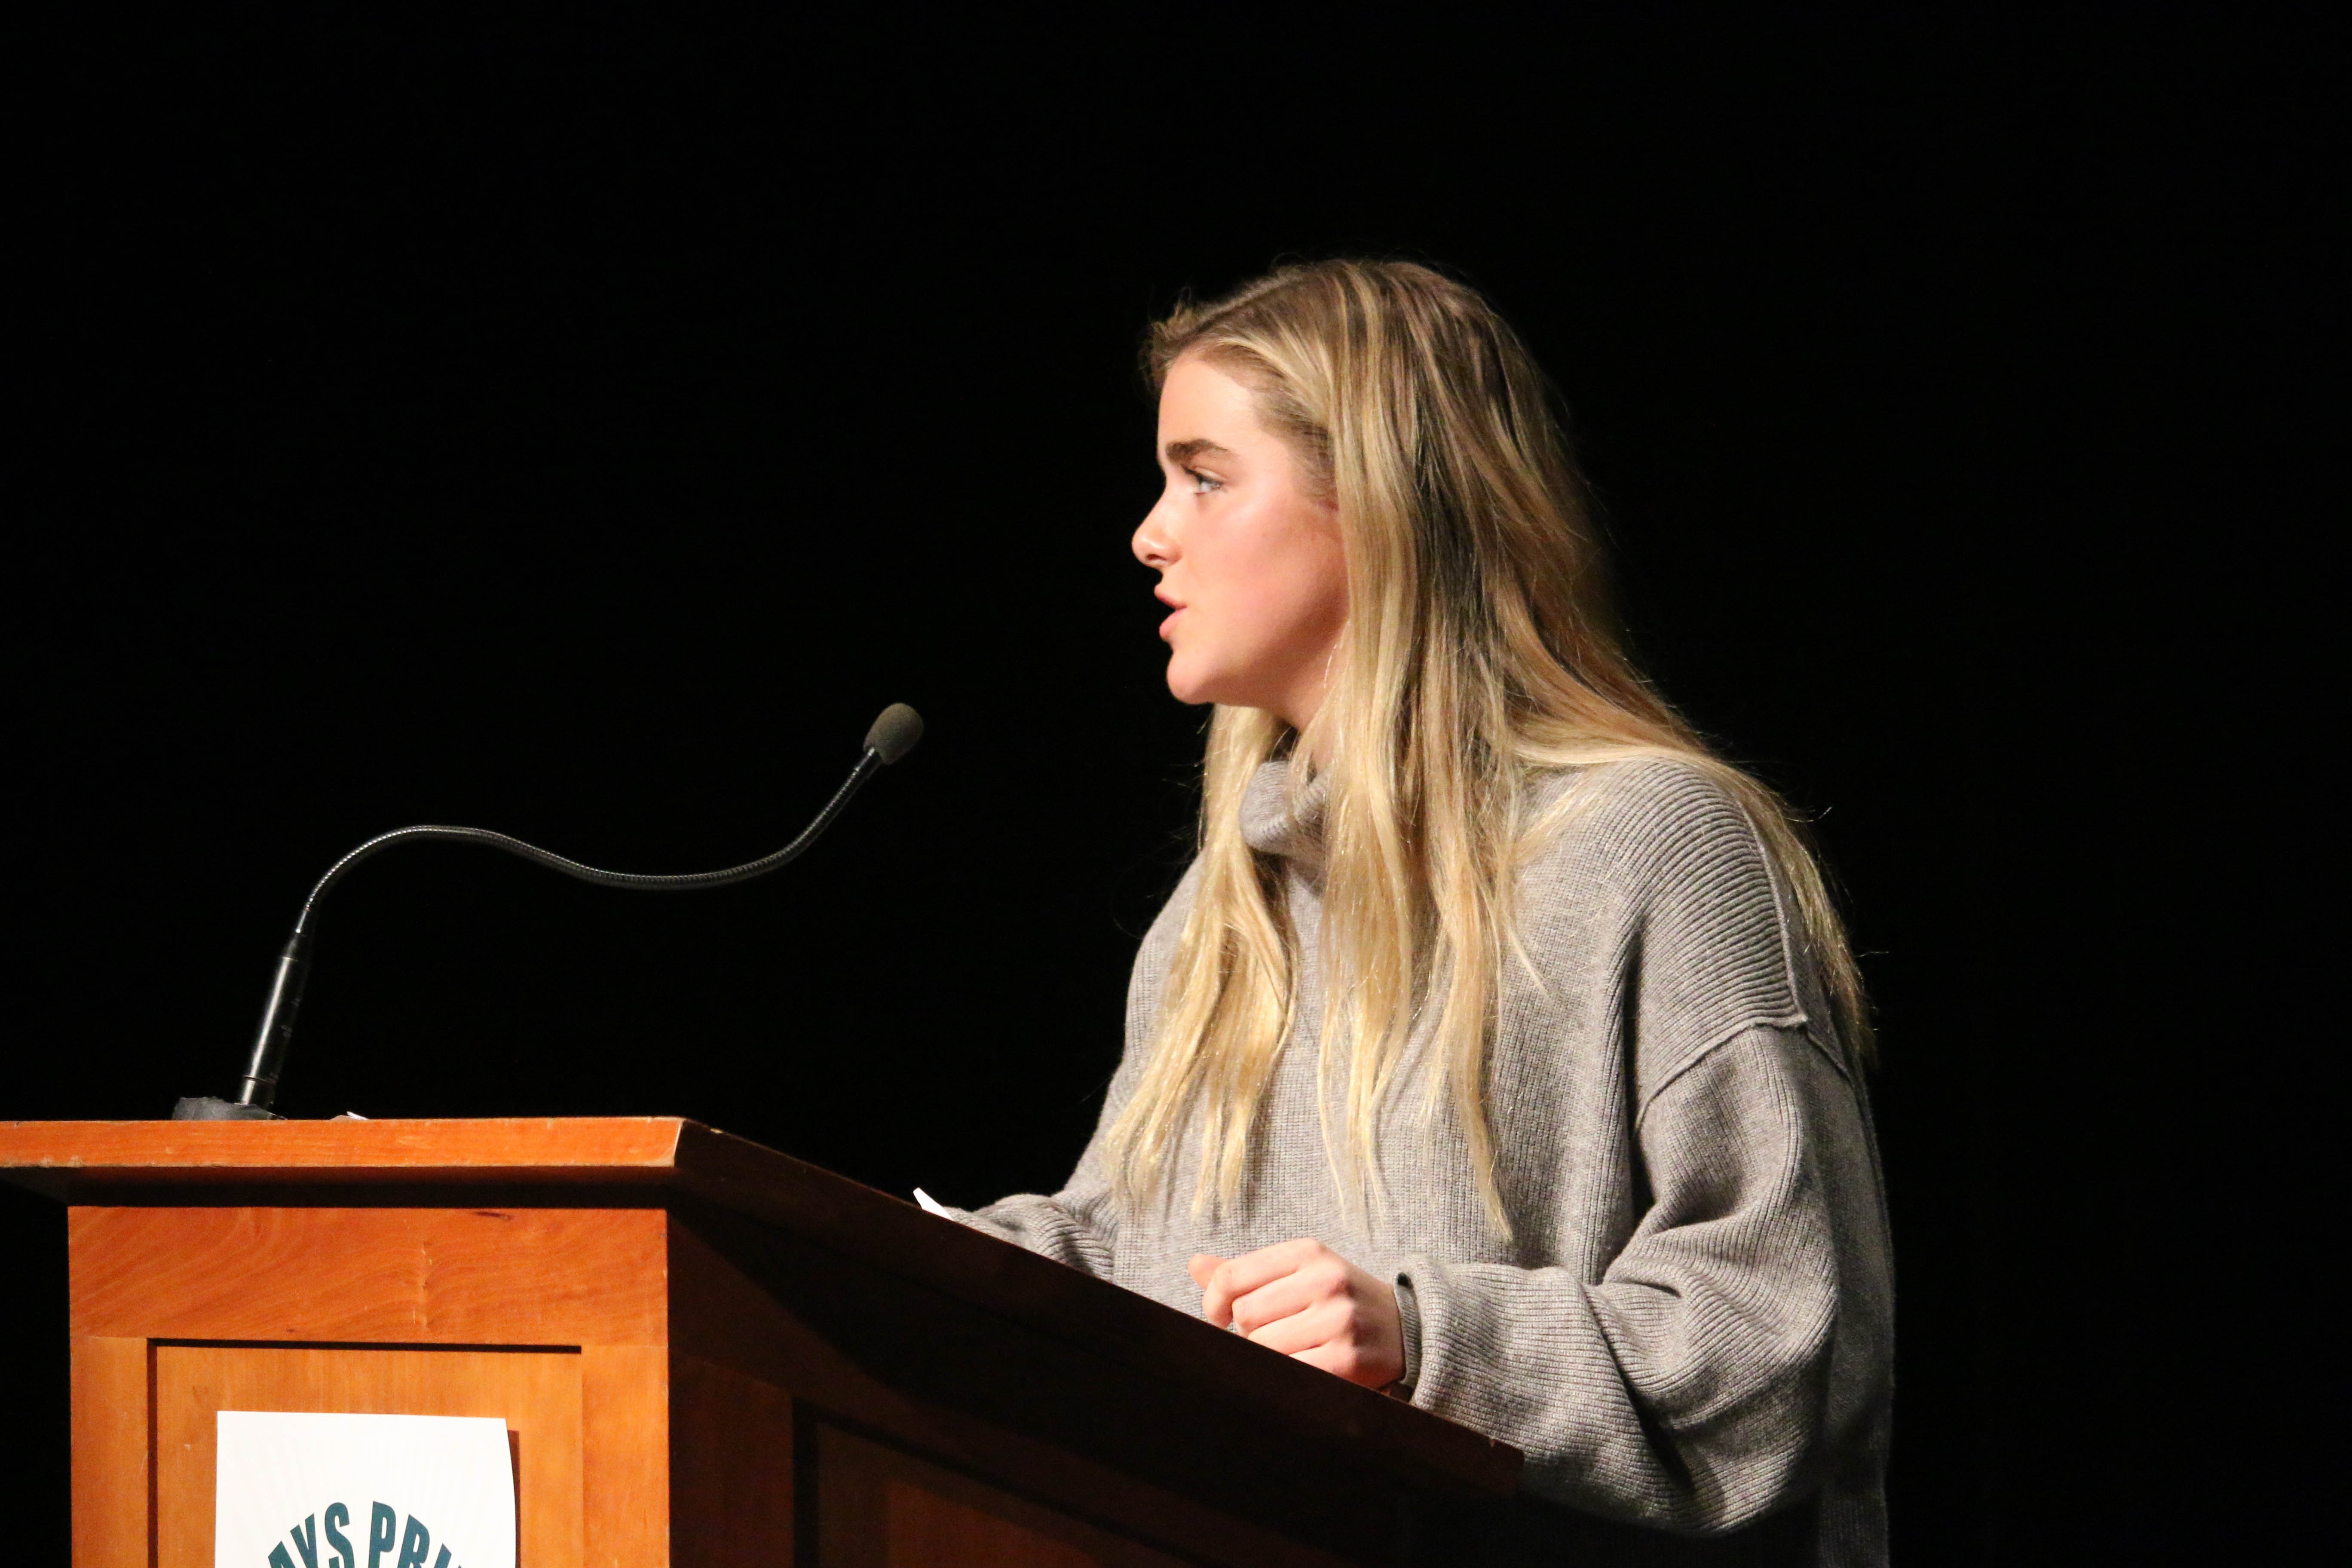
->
[1133,503,1176,569]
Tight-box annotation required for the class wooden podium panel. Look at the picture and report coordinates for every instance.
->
[813,1424,1184,1568]
[69,1206,669,1345]
[64,1203,670,1567]
[4,1119,1525,1567]
[153,1345,579,1568]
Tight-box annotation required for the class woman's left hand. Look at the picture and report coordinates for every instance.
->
[1188,1239,1404,1390]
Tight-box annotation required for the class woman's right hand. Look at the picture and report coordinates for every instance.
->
[1188,1239,1404,1390]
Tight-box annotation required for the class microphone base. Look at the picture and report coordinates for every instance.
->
[172,1096,282,1121]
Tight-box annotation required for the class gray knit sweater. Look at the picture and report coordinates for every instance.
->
[960,758,1893,1562]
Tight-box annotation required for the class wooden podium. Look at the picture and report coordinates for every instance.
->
[0,1118,1521,1566]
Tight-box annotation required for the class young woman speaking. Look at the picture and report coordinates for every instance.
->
[950,260,1893,1563]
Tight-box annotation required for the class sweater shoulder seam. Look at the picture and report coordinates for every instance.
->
[1633,1014,1816,1128]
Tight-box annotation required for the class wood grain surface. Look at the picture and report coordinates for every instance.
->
[581,1344,669,1566]
[152,1342,585,1568]
[0,1117,687,1190]
[669,1353,795,1568]
[70,1206,668,1345]
[69,1336,147,1568]
[817,1424,1185,1568]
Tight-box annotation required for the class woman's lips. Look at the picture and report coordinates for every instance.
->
[1159,606,1185,640]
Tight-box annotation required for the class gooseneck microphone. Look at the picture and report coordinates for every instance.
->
[172,703,925,1121]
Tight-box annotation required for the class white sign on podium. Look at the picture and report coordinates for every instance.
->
[214,1411,517,1568]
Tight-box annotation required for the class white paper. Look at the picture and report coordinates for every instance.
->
[913,1186,954,1217]
[216,1411,516,1568]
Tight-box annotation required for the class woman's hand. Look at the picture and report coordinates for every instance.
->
[1188,1240,1404,1390]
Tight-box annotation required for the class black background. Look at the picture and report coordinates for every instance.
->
[3,10,2324,1561]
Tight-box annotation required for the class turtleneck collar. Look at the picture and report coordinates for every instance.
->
[1238,758,1330,873]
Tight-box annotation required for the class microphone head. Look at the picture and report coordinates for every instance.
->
[864,703,925,765]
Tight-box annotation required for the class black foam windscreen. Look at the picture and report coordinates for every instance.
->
[865,703,925,764]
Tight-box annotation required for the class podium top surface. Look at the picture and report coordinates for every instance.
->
[0,1114,714,1186]
[0,1116,1524,1499]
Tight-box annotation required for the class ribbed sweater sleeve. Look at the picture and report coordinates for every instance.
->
[1401,1023,1860,1534]
[953,1163,1119,1275]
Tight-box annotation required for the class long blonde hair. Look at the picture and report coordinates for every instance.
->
[1104,260,1870,1234]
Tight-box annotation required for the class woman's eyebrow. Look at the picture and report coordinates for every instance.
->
[1165,438,1234,466]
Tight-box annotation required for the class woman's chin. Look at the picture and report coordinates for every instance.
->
[1164,675,1219,708]
[1167,658,1288,714]
[1162,657,1219,708]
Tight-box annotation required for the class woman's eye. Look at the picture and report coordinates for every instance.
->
[1187,469,1222,494]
